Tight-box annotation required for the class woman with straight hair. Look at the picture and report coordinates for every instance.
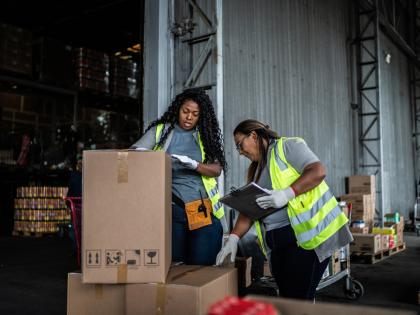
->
[216,119,352,300]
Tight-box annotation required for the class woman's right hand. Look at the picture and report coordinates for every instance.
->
[215,234,239,265]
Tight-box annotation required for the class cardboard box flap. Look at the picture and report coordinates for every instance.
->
[166,265,235,287]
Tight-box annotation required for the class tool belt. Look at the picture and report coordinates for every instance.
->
[172,194,212,230]
[185,198,212,230]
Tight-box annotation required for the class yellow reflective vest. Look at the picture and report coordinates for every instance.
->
[154,123,225,219]
[255,137,348,255]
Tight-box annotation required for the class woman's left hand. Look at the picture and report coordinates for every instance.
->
[171,154,199,170]
[256,187,295,209]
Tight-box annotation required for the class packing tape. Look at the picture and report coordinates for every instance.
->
[155,283,166,315]
[94,284,103,299]
[117,152,129,183]
[117,264,128,283]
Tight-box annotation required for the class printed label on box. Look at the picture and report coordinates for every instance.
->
[125,249,141,267]
[144,249,159,266]
[86,250,101,267]
[105,250,123,266]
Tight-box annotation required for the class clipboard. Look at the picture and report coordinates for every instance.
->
[219,182,283,220]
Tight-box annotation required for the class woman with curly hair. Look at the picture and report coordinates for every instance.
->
[131,88,227,265]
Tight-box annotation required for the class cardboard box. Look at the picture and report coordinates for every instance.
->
[125,265,237,315]
[380,234,390,251]
[350,233,381,254]
[329,251,341,275]
[350,226,369,234]
[235,257,252,288]
[348,175,376,197]
[339,194,374,226]
[67,273,125,315]
[263,261,272,277]
[246,295,416,315]
[82,150,172,283]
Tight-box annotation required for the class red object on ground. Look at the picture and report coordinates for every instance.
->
[64,197,82,266]
[208,296,278,315]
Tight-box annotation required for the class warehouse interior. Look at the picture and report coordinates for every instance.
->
[1,0,420,314]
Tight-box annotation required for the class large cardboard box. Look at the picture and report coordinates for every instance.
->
[67,273,125,315]
[339,194,374,226]
[246,295,416,315]
[350,233,381,254]
[125,265,237,315]
[348,175,376,197]
[83,150,172,283]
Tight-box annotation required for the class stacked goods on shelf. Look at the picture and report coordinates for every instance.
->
[111,58,139,99]
[373,213,404,248]
[67,151,237,314]
[0,23,32,76]
[13,186,70,235]
[33,37,74,87]
[0,150,16,166]
[340,175,376,229]
[74,47,110,93]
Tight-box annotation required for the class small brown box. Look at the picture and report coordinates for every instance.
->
[67,273,125,315]
[125,265,238,315]
[348,175,376,197]
[350,233,381,254]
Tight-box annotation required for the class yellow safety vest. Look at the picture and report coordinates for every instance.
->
[255,137,348,255]
[154,124,225,219]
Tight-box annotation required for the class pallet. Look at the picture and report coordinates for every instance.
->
[351,243,406,264]
[12,230,56,238]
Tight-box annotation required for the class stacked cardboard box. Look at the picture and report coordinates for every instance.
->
[68,266,237,315]
[350,233,381,254]
[111,58,139,99]
[372,215,404,248]
[340,175,376,228]
[384,215,404,246]
[339,194,374,226]
[0,23,32,76]
[67,150,238,314]
[74,47,110,93]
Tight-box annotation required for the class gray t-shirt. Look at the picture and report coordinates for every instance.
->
[166,125,208,203]
[131,124,207,203]
[259,139,320,231]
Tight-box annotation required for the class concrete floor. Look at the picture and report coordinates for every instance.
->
[0,233,419,314]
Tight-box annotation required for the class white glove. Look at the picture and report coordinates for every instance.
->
[215,234,239,265]
[171,154,199,170]
[255,187,295,209]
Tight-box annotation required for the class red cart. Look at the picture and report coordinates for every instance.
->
[64,197,82,266]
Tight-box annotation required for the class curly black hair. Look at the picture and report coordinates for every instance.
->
[144,88,227,171]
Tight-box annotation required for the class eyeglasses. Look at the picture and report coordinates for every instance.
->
[235,133,251,152]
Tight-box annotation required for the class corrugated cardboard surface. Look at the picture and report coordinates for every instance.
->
[82,150,172,283]
[125,265,238,315]
[246,295,416,315]
[67,273,125,315]
[350,233,381,254]
[348,175,376,197]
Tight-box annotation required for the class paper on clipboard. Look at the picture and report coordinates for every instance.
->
[219,182,279,220]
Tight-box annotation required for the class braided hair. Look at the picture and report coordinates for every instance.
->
[233,119,279,183]
[144,88,227,171]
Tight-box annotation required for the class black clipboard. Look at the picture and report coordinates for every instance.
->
[219,182,281,220]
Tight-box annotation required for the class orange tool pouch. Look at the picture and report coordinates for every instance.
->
[184,198,212,231]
